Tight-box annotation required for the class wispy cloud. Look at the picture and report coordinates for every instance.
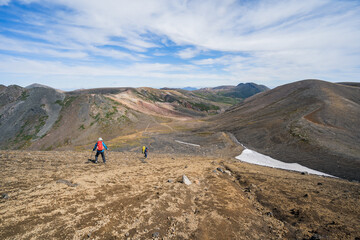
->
[177,47,202,59]
[0,0,359,89]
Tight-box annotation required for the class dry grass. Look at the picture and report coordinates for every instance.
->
[0,150,359,239]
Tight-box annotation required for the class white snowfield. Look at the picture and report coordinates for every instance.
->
[236,149,336,178]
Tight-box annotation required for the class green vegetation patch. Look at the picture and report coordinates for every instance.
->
[105,106,118,119]
[105,97,121,106]
[55,99,64,106]
[53,115,63,129]
[55,96,77,107]
[193,92,241,105]
[189,101,220,111]
[34,115,48,133]
[13,115,48,148]
[19,91,29,101]
[289,126,309,143]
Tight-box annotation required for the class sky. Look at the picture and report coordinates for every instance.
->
[0,0,359,90]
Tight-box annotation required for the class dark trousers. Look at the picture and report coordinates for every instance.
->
[95,151,106,162]
[144,151,148,158]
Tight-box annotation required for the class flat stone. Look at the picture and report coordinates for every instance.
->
[182,175,192,185]
[56,179,78,187]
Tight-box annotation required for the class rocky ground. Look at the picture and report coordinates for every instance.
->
[0,150,359,240]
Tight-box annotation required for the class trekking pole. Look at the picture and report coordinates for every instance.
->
[89,151,93,160]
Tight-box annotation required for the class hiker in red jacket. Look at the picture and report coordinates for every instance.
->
[92,137,108,164]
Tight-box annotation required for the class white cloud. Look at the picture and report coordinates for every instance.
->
[177,48,201,59]
[0,0,11,5]
[0,0,360,88]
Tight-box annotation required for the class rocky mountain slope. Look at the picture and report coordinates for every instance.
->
[0,83,266,151]
[1,80,359,240]
[211,79,360,181]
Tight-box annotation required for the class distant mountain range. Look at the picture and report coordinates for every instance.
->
[181,87,198,91]
[193,82,269,105]
[0,82,268,151]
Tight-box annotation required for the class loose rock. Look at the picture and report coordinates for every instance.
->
[182,175,192,185]
[266,212,273,217]
[309,233,321,240]
[152,232,160,238]
[217,167,224,173]
[1,193,9,199]
[56,179,78,187]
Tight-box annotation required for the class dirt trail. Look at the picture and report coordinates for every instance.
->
[0,150,359,239]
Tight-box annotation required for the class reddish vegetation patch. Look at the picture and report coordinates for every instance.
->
[304,107,323,125]
[304,107,340,129]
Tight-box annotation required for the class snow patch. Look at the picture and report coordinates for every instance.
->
[236,149,335,178]
[175,140,200,147]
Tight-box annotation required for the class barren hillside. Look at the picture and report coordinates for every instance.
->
[1,150,359,240]
[0,85,238,151]
[211,79,360,181]
[0,80,359,239]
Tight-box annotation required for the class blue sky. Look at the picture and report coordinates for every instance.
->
[0,0,359,90]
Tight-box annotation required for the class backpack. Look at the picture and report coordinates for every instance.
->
[97,141,104,151]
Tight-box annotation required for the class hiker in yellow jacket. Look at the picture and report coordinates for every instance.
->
[142,146,148,158]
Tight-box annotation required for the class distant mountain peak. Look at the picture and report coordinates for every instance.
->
[26,83,53,89]
[182,87,198,91]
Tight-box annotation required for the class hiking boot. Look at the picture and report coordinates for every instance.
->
[95,161,98,164]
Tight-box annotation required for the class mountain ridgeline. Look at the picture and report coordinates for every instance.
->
[0,82,268,151]
[211,80,360,181]
[192,82,269,105]
[1,80,359,181]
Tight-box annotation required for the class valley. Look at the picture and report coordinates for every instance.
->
[0,79,359,239]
